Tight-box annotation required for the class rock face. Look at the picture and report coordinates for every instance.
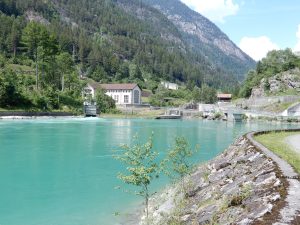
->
[25,10,50,25]
[143,0,255,80]
[141,137,284,225]
[251,68,300,98]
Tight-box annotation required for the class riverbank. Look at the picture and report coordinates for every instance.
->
[101,108,165,119]
[137,130,300,225]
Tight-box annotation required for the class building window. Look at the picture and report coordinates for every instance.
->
[134,90,140,104]
[124,95,129,103]
[114,95,119,103]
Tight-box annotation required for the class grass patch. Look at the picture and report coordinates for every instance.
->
[260,101,300,113]
[255,131,300,174]
[101,109,165,119]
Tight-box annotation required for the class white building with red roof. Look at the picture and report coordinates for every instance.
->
[84,82,142,105]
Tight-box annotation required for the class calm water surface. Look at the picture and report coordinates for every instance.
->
[0,118,298,225]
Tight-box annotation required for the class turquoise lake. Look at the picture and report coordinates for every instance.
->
[0,118,298,225]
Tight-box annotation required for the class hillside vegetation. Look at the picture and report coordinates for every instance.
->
[239,49,300,98]
[0,0,254,111]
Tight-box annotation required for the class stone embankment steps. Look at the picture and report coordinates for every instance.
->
[139,131,300,225]
[141,135,292,225]
[247,132,300,225]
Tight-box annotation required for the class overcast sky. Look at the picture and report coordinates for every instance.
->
[180,0,300,61]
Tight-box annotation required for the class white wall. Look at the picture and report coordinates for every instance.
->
[106,86,141,105]
[282,103,300,116]
[84,85,142,105]
[106,89,133,105]
[161,82,178,90]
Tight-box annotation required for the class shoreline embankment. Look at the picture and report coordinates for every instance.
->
[136,129,300,225]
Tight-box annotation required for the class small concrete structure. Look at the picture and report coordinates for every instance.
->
[161,81,179,90]
[232,113,244,122]
[282,102,300,116]
[83,104,97,117]
[199,104,216,117]
[156,108,182,119]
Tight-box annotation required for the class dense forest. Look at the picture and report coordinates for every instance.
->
[239,49,300,98]
[0,0,251,111]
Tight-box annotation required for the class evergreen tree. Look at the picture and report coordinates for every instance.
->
[22,22,47,89]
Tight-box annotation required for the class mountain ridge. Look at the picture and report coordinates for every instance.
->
[144,0,255,80]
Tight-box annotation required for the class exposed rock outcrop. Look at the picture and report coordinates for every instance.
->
[25,10,50,25]
[141,137,286,225]
[251,68,300,98]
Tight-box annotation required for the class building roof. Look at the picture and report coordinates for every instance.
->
[217,94,232,99]
[89,82,140,90]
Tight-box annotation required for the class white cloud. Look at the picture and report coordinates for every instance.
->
[239,36,279,61]
[294,24,300,52]
[180,0,239,23]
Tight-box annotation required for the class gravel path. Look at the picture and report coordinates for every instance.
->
[286,134,300,154]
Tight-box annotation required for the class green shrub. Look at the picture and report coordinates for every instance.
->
[95,89,116,113]
[0,54,6,67]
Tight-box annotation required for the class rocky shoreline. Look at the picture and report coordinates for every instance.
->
[137,134,299,225]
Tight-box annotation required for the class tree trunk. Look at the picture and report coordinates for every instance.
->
[35,49,39,90]
[145,185,149,224]
[41,64,44,90]
[62,74,64,92]
[13,45,16,58]
[72,43,76,62]
[181,175,186,196]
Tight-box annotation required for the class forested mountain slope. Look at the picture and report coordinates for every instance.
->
[1,0,254,88]
[0,0,258,111]
[144,0,256,81]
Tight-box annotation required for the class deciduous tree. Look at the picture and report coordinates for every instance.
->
[165,137,199,195]
[116,133,159,221]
